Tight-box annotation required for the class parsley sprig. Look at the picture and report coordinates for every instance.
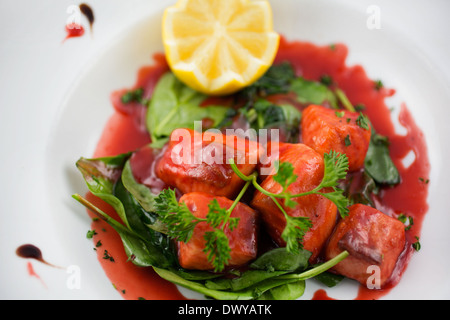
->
[230,150,350,254]
[154,178,253,272]
[154,151,349,272]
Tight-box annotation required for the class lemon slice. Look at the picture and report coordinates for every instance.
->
[162,0,280,96]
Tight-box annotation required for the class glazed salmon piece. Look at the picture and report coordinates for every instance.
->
[177,192,258,270]
[325,204,406,288]
[251,143,338,263]
[155,128,262,198]
[301,104,371,171]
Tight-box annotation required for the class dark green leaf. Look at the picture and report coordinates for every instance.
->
[240,61,296,98]
[121,160,158,213]
[364,132,400,185]
[114,178,177,266]
[313,271,345,288]
[121,88,147,105]
[205,270,287,292]
[257,280,305,300]
[250,247,311,272]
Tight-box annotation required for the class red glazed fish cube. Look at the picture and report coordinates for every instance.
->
[177,192,258,270]
[251,143,338,262]
[155,128,262,198]
[301,104,371,171]
[325,204,406,288]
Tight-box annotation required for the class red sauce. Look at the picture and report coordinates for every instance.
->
[311,289,336,300]
[64,23,85,41]
[26,262,47,288]
[85,37,430,300]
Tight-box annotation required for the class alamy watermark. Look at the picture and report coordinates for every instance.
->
[66,265,81,290]
[366,5,381,30]
[169,121,279,176]
[66,5,82,29]
[366,265,381,289]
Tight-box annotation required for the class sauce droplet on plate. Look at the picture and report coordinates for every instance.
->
[16,244,60,268]
[79,3,95,31]
[64,23,85,41]
[63,4,94,42]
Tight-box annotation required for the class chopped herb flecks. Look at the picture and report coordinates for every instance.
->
[374,80,383,91]
[356,112,370,130]
[103,250,115,262]
[412,236,421,251]
[345,135,351,146]
[86,229,97,239]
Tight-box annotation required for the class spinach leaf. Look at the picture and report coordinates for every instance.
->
[290,77,338,108]
[146,72,230,148]
[121,160,156,212]
[250,247,311,272]
[120,160,168,234]
[364,131,400,185]
[204,270,288,292]
[202,248,311,293]
[114,178,177,266]
[257,280,305,300]
[118,224,172,268]
[153,267,301,300]
[76,153,132,228]
[168,268,222,281]
[313,272,345,288]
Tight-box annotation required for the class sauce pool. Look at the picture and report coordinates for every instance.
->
[86,37,430,300]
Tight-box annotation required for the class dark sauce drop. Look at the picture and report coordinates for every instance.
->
[16,244,59,268]
[16,244,44,261]
[79,3,95,31]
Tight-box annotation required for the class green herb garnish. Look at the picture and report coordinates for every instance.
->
[121,88,147,105]
[345,134,351,146]
[374,80,383,91]
[356,112,370,130]
[153,177,252,272]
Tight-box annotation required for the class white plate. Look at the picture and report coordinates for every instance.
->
[1,0,450,300]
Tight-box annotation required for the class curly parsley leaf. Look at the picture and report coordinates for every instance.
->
[282,216,313,254]
[154,179,251,272]
[320,151,350,188]
[203,230,232,272]
[273,161,298,208]
[154,189,200,243]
